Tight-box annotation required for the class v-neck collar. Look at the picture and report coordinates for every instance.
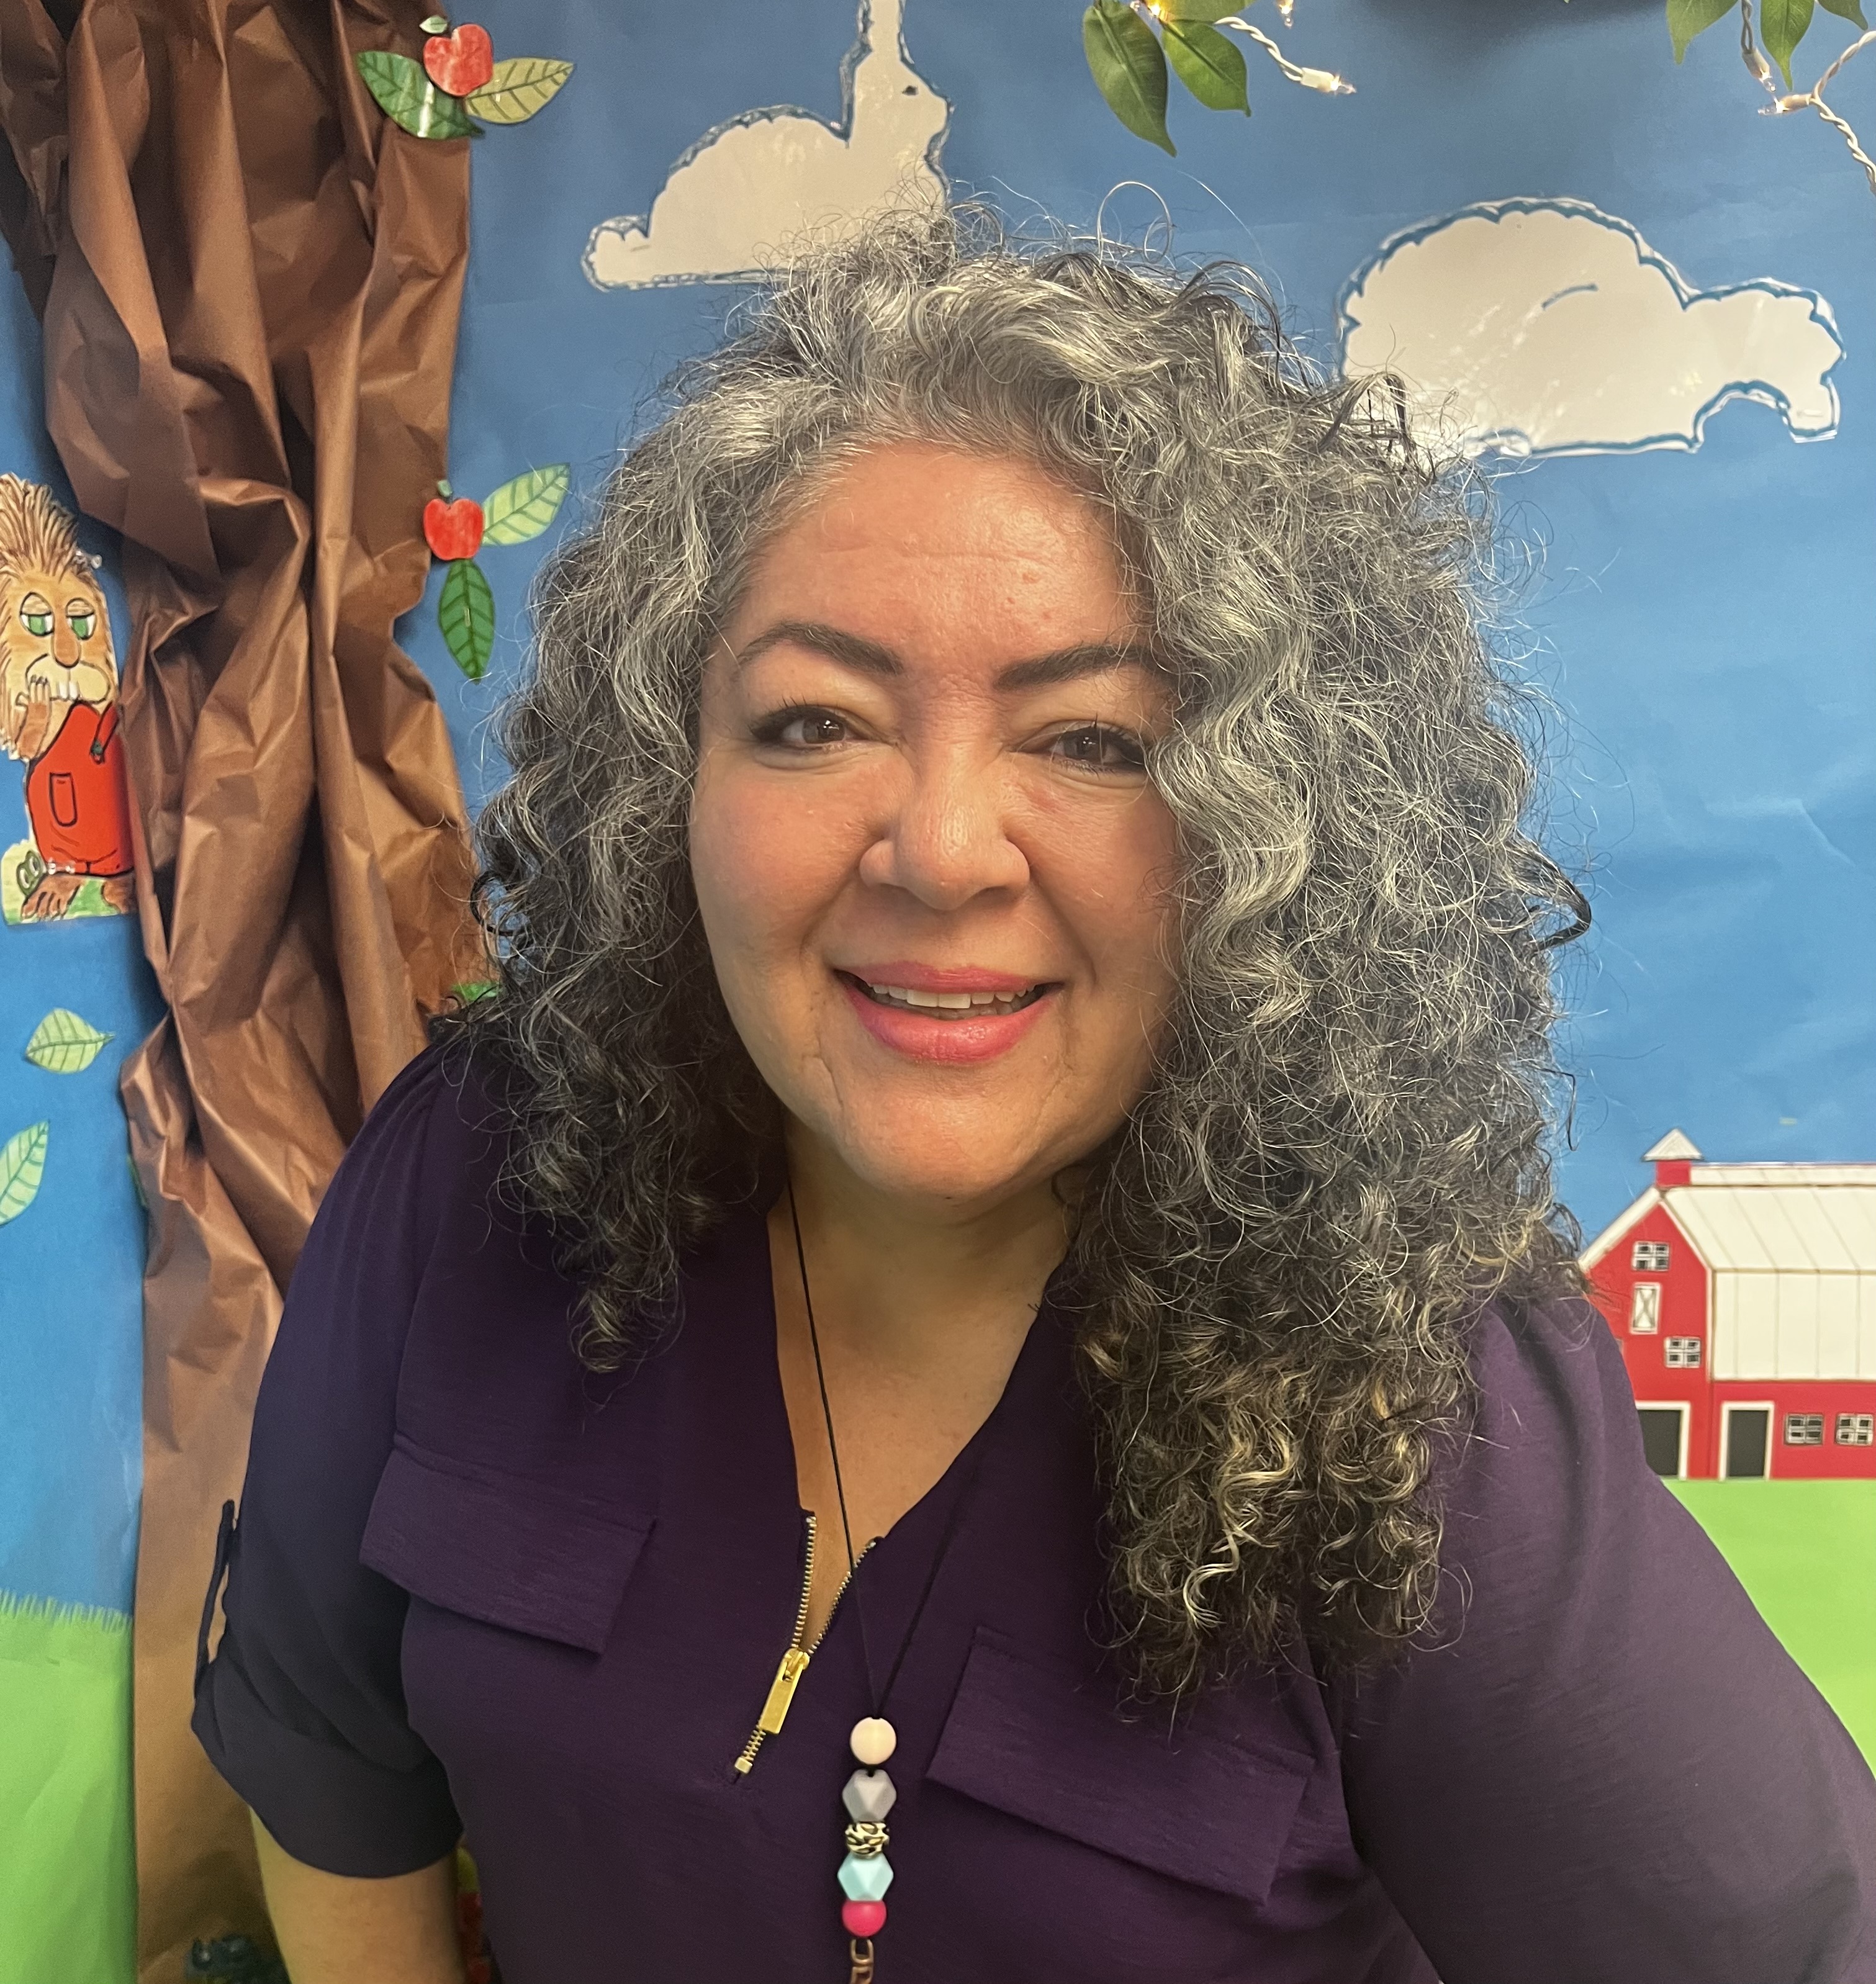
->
[715,1196,1071,1557]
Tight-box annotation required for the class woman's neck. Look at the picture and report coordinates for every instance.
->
[778,1125,1070,1373]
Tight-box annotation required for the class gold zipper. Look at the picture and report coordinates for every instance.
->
[732,1513,871,1778]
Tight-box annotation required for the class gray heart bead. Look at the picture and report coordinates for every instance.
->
[842,1769,897,1821]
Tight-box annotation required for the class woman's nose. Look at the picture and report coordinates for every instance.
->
[857,754,1029,910]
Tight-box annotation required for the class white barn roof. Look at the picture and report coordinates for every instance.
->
[1580,1159,1876,1382]
[1670,1171,1876,1272]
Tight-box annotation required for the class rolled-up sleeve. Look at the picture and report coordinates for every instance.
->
[1337,1292,1876,1983]
[192,1048,464,1877]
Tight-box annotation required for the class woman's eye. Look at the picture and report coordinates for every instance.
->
[1048,724,1147,772]
[754,706,851,749]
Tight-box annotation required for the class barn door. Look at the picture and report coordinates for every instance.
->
[1636,1405,1688,1477]
[1721,1404,1772,1479]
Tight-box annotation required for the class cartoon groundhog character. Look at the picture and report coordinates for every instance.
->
[0,474,134,919]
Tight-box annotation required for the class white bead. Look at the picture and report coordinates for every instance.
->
[849,1716,897,1766]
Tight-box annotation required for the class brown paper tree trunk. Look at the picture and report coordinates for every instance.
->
[0,2,484,1975]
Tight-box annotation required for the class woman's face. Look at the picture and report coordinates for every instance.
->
[691,441,1181,1212]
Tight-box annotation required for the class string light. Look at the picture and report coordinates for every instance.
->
[1739,1,1876,202]
[1213,14,1355,94]
[1738,0,1777,90]
[1124,0,1355,101]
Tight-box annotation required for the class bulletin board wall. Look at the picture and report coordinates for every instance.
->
[0,1,1870,1978]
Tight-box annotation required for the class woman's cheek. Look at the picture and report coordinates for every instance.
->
[693,767,850,982]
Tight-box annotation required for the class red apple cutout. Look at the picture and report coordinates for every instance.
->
[423,494,484,560]
[423,22,494,98]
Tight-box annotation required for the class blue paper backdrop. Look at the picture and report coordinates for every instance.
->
[0,276,163,1618]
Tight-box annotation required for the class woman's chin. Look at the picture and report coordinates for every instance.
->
[814,1127,1058,1214]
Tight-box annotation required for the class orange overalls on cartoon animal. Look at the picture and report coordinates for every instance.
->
[24,697,133,878]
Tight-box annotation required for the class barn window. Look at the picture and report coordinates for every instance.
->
[1664,1337,1702,1369]
[1632,1241,1671,1271]
[1784,1414,1825,1446]
[1630,1283,1661,1334]
[1836,1414,1875,1447]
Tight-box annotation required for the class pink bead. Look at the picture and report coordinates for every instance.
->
[842,1900,887,1938]
[849,1716,897,1765]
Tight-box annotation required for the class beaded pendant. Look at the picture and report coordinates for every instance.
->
[839,1717,898,1982]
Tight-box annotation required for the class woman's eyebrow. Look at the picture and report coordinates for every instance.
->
[734,620,899,676]
[734,620,1157,688]
[993,642,1158,690]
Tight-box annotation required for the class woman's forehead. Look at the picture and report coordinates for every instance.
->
[728,443,1140,659]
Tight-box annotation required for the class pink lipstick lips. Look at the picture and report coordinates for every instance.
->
[835,965,1057,1065]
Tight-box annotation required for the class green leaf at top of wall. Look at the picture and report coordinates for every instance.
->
[1084,0,1174,154]
[0,1120,49,1225]
[466,57,575,125]
[356,50,483,140]
[1758,0,1816,81]
[1667,0,1738,60]
[1163,18,1250,112]
[1819,0,1869,29]
[24,1008,114,1075]
[482,466,570,546]
[439,557,496,679]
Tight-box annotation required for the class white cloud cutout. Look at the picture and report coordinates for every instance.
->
[1337,198,1842,458]
[584,0,949,290]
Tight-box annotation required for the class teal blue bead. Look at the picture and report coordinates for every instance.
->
[838,1852,894,1902]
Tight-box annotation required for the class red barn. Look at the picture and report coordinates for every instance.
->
[1580,1130,1876,1480]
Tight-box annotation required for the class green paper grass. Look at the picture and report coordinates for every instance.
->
[0,1592,136,1983]
[1672,1479,1876,1762]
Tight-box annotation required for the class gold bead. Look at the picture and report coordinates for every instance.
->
[844,1819,889,1857]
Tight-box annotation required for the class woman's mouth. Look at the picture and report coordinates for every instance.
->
[833,970,1058,1063]
[846,976,1047,1020]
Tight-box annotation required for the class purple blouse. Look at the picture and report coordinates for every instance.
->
[194,1049,1876,1984]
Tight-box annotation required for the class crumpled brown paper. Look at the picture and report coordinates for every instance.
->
[0,3,484,1975]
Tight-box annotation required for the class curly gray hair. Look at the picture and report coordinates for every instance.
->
[441,204,1591,1696]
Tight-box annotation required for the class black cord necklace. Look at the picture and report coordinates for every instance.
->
[787,1183,984,1984]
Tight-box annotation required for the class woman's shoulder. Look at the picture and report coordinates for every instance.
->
[1447,1279,1643,1515]
[319,1039,516,1230]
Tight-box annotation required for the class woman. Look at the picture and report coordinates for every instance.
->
[194,210,1876,1984]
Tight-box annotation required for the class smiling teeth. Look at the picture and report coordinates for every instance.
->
[865,983,1036,1016]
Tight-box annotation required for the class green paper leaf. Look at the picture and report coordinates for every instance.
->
[1164,18,1249,110]
[0,1119,49,1225]
[481,465,570,545]
[439,558,495,680]
[464,56,575,125]
[355,50,482,140]
[1083,0,1174,154]
[24,1008,113,1074]
[1818,0,1867,27]
[1160,0,1245,17]
[1667,0,1739,60]
[1758,0,1815,80]
[420,14,449,30]
[451,979,498,1005]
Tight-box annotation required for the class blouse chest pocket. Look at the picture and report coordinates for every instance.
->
[926,1628,1317,1913]
[360,1436,653,1652]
